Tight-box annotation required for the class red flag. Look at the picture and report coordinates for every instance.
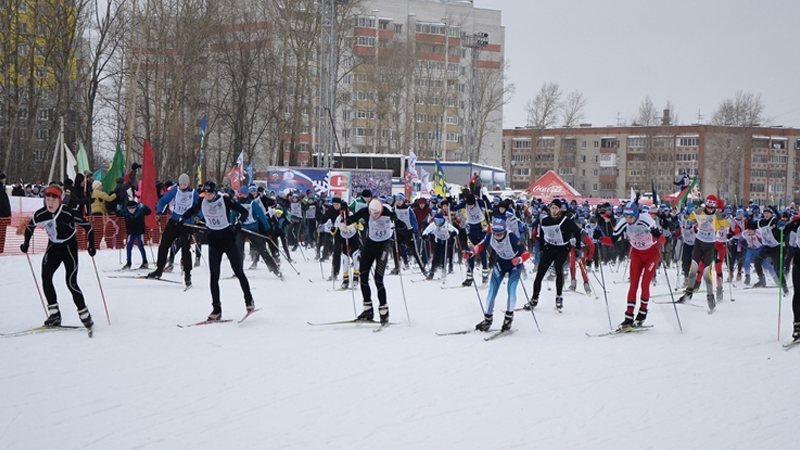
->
[226,164,243,191]
[141,140,158,230]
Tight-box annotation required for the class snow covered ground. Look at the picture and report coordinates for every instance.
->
[1,248,798,449]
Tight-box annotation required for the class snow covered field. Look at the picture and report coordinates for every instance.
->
[1,249,797,449]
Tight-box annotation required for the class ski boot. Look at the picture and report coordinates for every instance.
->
[353,270,360,285]
[462,273,474,287]
[78,307,94,329]
[753,276,766,288]
[555,296,564,312]
[245,295,255,312]
[716,277,724,301]
[677,290,693,304]
[736,272,742,282]
[481,268,490,284]
[501,311,514,332]
[522,296,538,311]
[425,270,435,280]
[707,293,716,311]
[475,314,493,332]
[633,310,647,328]
[121,262,132,270]
[356,304,374,322]
[185,275,192,289]
[147,268,163,279]
[569,278,577,291]
[389,267,400,276]
[617,316,635,331]
[208,304,222,321]
[744,274,750,285]
[43,306,61,327]
[793,322,800,341]
[727,271,734,283]
[249,261,258,270]
[194,256,201,268]
[139,261,149,270]
[341,275,349,290]
[379,305,389,326]
[584,282,592,294]
[164,263,174,274]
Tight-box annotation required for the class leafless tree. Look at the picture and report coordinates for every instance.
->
[559,89,586,129]
[473,58,514,164]
[526,81,561,130]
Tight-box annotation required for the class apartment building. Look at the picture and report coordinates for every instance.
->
[503,125,800,204]
[336,0,506,168]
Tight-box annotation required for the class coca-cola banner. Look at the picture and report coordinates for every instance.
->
[525,170,582,200]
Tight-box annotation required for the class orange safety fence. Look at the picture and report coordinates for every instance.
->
[0,213,172,256]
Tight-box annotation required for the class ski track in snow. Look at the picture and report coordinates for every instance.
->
[0,251,798,449]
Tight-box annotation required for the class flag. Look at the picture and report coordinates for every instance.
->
[675,176,698,205]
[651,180,659,206]
[246,161,254,184]
[101,145,125,192]
[141,140,158,230]
[197,114,207,184]
[93,168,104,182]
[408,150,418,176]
[225,151,245,191]
[433,145,447,197]
[65,144,78,180]
[629,187,635,203]
[76,140,90,174]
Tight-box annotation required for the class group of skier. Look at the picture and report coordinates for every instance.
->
[15,170,800,345]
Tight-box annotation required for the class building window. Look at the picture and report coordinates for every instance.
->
[18,22,28,34]
[751,183,766,193]
[416,23,446,35]
[357,17,376,28]
[627,137,645,148]
[601,138,618,148]
[513,139,531,149]
[795,140,800,150]
[752,138,768,148]
[536,138,555,148]
[678,137,699,147]
[562,138,577,149]
[593,141,599,148]
[751,169,766,178]
[592,183,598,191]
[394,24,403,33]
[769,184,785,193]
[558,167,574,176]
[512,168,530,177]
[36,128,49,140]
[752,154,768,163]
[599,154,616,167]
[770,154,788,164]
[356,36,375,47]
[676,153,698,161]
[592,169,598,177]
[18,44,27,55]
[769,170,785,178]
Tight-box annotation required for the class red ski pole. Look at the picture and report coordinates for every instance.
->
[26,253,48,317]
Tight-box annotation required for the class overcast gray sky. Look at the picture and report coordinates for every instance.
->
[475,0,800,129]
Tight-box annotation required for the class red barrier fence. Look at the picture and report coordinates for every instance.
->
[0,214,169,256]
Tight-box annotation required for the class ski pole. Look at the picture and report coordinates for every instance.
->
[238,227,300,276]
[292,226,308,262]
[393,228,411,324]
[90,255,111,325]
[26,253,48,317]
[662,261,683,332]
[518,273,541,332]
[778,229,784,340]
[597,245,613,330]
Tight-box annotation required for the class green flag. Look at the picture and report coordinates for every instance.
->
[76,140,90,174]
[101,145,125,192]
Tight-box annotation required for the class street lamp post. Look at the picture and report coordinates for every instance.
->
[465,31,488,163]
[440,18,448,162]
[372,10,379,155]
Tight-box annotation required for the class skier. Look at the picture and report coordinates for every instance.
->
[750,206,788,293]
[780,214,800,344]
[677,195,729,310]
[20,184,96,330]
[467,217,530,332]
[233,186,282,279]
[421,213,458,279]
[180,181,254,320]
[524,199,582,312]
[148,173,199,288]
[116,200,151,270]
[452,190,489,286]
[323,196,361,289]
[598,201,661,329]
[347,198,396,325]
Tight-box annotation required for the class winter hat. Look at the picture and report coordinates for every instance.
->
[434,213,445,225]
[465,195,475,205]
[92,180,103,191]
[705,195,718,209]
[238,186,250,196]
[491,217,507,233]
[550,198,563,209]
[368,198,383,216]
[45,185,63,197]
[127,200,138,208]
[623,202,639,218]
[395,193,405,202]
[331,196,342,204]
[361,189,373,198]
[178,173,190,186]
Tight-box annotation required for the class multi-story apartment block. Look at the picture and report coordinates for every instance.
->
[503,124,800,204]
[335,0,505,168]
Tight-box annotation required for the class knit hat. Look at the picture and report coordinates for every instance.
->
[45,185,63,197]
[361,189,372,198]
[550,198,563,209]
[127,200,138,208]
[92,180,103,191]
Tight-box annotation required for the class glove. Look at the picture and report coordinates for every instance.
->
[88,247,96,257]
[20,242,29,253]
[650,228,662,239]
[234,222,242,232]
[511,256,523,266]
[791,214,800,222]
[131,162,142,171]
[462,250,473,261]
[592,228,602,240]
[600,236,613,246]
[156,213,162,222]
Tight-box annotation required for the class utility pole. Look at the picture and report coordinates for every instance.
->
[320,0,337,168]
[125,0,150,167]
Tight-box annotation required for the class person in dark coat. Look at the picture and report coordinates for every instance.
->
[0,171,11,253]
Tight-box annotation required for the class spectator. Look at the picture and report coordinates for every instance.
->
[24,184,34,197]
[0,171,10,253]
[11,182,24,197]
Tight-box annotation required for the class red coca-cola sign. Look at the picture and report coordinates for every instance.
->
[526,170,581,198]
